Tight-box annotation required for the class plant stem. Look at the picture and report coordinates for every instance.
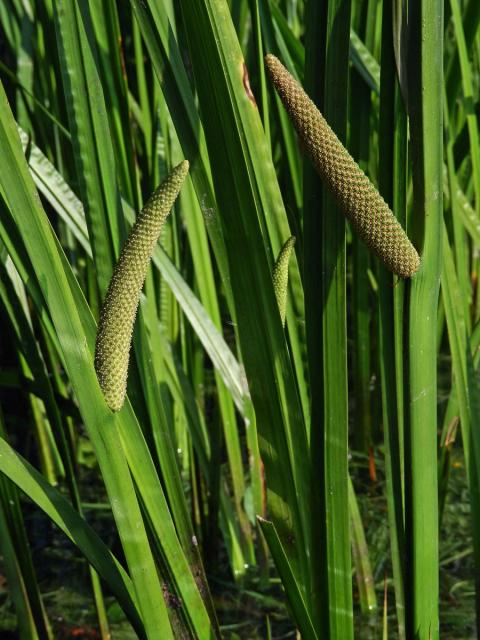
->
[405,1,444,637]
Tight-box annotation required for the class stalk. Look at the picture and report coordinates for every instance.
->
[303,0,353,635]
[405,1,444,637]
[377,3,407,636]
[349,4,373,452]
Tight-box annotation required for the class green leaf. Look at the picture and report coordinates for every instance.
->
[258,518,318,640]
[177,0,311,593]
[0,436,143,637]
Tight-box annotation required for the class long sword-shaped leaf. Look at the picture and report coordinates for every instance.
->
[177,0,310,591]
[18,128,248,419]
[129,0,231,295]
[258,518,318,640]
[405,1,443,637]
[0,81,218,639]
[304,0,353,634]
[0,436,142,636]
[53,0,122,293]
[441,227,480,626]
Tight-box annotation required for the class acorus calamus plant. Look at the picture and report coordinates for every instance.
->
[94,161,189,411]
[265,54,420,278]
[0,0,475,637]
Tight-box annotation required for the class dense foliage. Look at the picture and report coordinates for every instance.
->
[0,0,478,638]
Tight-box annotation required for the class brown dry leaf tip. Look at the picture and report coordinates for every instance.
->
[94,160,189,412]
[264,54,420,278]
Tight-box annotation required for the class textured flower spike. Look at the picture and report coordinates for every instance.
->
[265,54,420,278]
[273,236,296,326]
[95,161,189,411]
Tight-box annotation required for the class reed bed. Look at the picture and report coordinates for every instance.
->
[0,1,478,638]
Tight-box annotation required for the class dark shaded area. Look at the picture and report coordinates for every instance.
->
[0,448,474,639]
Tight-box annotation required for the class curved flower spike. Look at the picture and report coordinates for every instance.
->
[273,236,296,326]
[265,54,420,278]
[95,161,189,411]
